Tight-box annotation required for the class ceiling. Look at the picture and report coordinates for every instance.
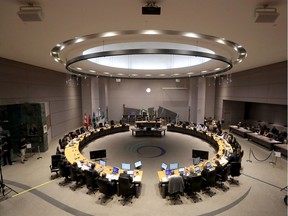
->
[0,0,287,79]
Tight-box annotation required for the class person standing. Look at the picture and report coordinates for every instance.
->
[19,138,27,164]
[2,138,12,166]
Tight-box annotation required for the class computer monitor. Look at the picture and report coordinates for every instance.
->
[206,162,212,169]
[89,149,106,160]
[165,169,171,175]
[193,157,201,165]
[87,162,93,167]
[161,162,168,170]
[169,163,179,170]
[134,160,142,169]
[99,160,106,166]
[178,167,185,174]
[112,167,119,174]
[194,166,201,173]
[121,163,131,170]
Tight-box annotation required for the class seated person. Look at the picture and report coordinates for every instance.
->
[99,172,115,187]
[56,146,64,155]
[271,126,279,135]
[214,160,224,181]
[168,170,178,179]
[119,170,133,183]
[201,165,209,189]
[71,162,85,184]
[89,163,100,179]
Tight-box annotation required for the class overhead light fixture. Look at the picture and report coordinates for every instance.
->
[255,5,279,23]
[17,3,43,22]
[51,30,247,79]
[142,1,161,15]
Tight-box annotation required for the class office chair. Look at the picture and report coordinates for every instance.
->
[96,178,116,203]
[49,155,62,178]
[167,176,184,205]
[58,160,71,186]
[69,165,85,191]
[215,166,230,192]
[202,170,216,197]
[84,170,98,194]
[228,162,241,185]
[186,175,202,203]
[117,176,134,206]
[58,138,65,150]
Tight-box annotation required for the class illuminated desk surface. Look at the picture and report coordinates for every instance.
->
[64,127,143,183]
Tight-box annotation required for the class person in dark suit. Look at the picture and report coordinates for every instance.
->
[119,170,133,183]
[215,160,223,181]
[201,165,209,189]
[2,138,12,166]
[89,163,100,179]
[99,172,115,187]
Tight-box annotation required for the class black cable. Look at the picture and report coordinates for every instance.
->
[251,150,273,162]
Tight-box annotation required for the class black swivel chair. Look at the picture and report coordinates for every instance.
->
[167,176,184,205]
[228,162,241,185]
[58,160,71,186]
[202,170,217,197]
[118,176,135,206]
[96,177,116,203]
[215,166,230,192]
[84,170,98,194]
[49,155,62,178]
[69,165,85,191]
[186,175,202,203]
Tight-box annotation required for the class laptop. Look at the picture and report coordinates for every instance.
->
[165,169,172,176]
[112,167,119,174]
[194,166,201,173]
[206,162,212,169]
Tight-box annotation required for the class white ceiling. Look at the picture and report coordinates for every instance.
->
[0,0,287,79]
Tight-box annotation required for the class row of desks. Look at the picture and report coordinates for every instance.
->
[64,125,143,183]
[229,125,283,151]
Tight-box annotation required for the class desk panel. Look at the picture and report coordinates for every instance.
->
[247,133,282,150]
[229,125,253,138]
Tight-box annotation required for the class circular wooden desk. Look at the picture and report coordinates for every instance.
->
[64,125,143,183]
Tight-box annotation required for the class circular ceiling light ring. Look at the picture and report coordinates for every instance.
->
[51,30,246,78]
[66,48,232,78]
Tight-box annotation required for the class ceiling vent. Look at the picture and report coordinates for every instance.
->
[255,7,279,23]
[17,4,43,21]
[142,2,161,15]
